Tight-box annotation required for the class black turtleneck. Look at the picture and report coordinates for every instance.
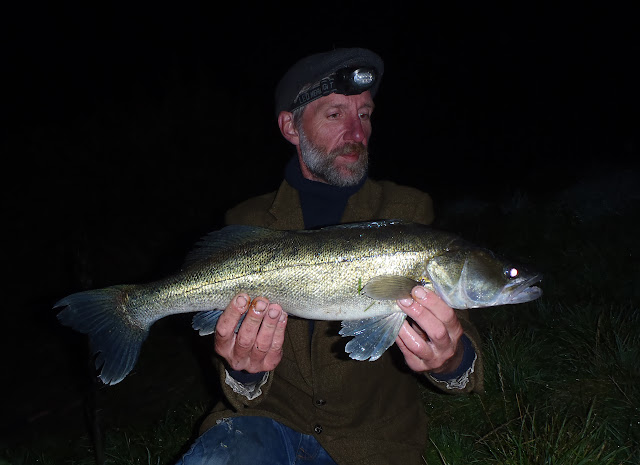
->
[284,156,366,229]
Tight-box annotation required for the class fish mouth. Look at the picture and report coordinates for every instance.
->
[506,273,543,304]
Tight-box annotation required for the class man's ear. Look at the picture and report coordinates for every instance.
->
[278,111,299,146]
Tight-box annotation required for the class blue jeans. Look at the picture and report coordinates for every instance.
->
[175,416,337,464]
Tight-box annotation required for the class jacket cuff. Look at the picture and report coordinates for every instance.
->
[428,334,477,390]
[227,369,267,384]
[224,370,269,401]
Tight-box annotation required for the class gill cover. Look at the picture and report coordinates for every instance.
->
[426,248,521,308]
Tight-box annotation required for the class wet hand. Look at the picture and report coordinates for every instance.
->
[396,287,464,374]
[214,293,288,373]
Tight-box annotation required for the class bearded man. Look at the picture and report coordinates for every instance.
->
[176,47,484,465]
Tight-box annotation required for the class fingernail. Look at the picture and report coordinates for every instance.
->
[399,298,413,307]
[268,306,280,319]
[279,312,287,323]
[414,287,427,300]
[236,295,248,309]
[253,300,267,314]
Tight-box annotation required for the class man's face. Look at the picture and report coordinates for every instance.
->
[296,91,374,187]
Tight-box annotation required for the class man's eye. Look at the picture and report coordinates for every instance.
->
[359,113,370,120]
[328,113,339,119]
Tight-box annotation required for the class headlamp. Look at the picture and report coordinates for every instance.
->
[290,66,377,112]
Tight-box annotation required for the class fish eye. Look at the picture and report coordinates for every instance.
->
[505,267,519,279]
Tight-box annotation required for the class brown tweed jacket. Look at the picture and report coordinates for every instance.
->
[199,178,484,465]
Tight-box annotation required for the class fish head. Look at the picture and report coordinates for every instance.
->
[425,248,542,309]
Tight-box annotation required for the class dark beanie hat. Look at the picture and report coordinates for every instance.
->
[274,47,384,116]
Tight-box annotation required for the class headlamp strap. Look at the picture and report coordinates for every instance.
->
[292,76,337,112]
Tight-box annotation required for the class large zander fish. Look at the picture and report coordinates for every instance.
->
[55,220,542,385]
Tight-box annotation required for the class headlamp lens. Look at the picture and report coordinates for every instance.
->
[352,69,375,87]
[336,67,376,95]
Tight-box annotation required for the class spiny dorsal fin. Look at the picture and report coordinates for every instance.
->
[320,219,409,231]
[184,225,285,266]
[361,275,418,300]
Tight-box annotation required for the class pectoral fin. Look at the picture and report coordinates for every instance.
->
[339,311,407,361]
[361,275,418,300]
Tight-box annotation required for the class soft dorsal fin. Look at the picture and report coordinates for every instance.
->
[184,225,284,266]
[361,275,418,300]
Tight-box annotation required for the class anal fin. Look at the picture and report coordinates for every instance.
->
[192,310,247,335]
[192,310,223,335]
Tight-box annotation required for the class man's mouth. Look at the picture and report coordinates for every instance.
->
[339,152,360,162]
[334,143,366,163]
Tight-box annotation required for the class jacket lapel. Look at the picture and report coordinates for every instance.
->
[341,179,380,223]
[266,181,305,230]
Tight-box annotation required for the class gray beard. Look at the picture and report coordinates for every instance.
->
[298,125,368,187]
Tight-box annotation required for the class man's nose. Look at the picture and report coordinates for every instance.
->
[344,115,366,143]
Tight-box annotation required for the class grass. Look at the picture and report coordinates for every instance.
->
[476,403,630,464]
[4,170,639,464]
[421,301,639,464]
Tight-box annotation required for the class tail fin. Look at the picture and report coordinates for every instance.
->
[55,286,148,385]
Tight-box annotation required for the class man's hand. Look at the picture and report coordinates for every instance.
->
[214,293,288,373]
[396,287,465,374]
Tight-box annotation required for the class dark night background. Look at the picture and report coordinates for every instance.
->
[2,0,638,454]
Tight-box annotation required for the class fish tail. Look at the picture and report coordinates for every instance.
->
[55,285,147,385]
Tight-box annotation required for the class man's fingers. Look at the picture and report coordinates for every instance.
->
[251,303,283,355]
[215,294,249,342]
[396,286,465,373]
[411,287,457,326]
[257,309,288,371]
[396,332,431,372]
[398,294,447,341]
[214,294,289,373]
[398,288,462,346]
[398,320,429,353]
[234,298,269,355]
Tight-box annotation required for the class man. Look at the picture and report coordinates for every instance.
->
[177,48,483,465]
